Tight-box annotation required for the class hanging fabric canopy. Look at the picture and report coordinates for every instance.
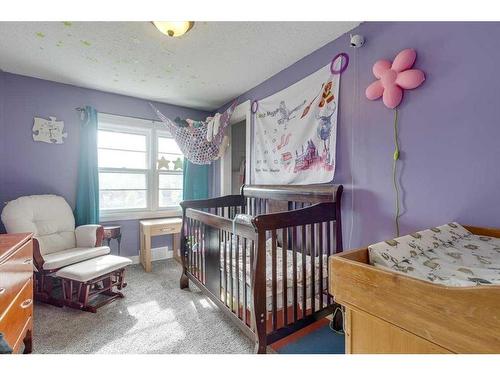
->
[151,100,238,165]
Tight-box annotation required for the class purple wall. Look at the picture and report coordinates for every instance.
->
[3,21,500,255]
[0,72,210,256]
[218,21,500,249]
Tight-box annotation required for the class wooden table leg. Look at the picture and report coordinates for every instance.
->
[139,226,145,269]
[173,233,181,263]
[143,229,152,272]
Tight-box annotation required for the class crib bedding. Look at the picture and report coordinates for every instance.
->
[221,279,324,312]
[369,222,500,287]
[218,238,328,311]
[220,238,328,289]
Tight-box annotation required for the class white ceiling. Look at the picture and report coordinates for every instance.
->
[0,22,359,110]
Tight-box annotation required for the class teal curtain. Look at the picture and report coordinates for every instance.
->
[183,158,209,200]
[74,106,100,225]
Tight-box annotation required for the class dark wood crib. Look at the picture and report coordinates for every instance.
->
[179,184,343,353]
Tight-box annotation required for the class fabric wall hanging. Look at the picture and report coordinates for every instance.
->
[151,101,238,165]
[253,57,343,184]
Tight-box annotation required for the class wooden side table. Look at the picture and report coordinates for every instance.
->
[139,218,182,272]
[103,226,122,255]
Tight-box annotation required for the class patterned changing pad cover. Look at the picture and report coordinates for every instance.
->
[368,223,500,287]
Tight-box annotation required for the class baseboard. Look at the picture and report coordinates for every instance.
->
[128,246,173,265]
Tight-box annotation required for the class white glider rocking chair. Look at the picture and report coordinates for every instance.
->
[1,195,132,312]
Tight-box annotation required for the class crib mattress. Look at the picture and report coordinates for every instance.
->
[221,279,325,312]
[369,222,500,287]
[219,238,329,311]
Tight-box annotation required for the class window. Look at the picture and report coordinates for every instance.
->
[97,113,183,219]
[157,135,183,208]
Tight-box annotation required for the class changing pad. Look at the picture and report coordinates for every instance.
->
[368,223,500,287]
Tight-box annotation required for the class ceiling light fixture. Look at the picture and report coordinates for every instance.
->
[152,21,194,37]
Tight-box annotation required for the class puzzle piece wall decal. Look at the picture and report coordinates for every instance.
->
[32,116,68,144]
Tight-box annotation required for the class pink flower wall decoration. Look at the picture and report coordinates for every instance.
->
[365,48,425,109]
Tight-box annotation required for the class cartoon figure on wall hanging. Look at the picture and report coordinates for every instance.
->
[365,48,425,236]
[319,81,335,108]
[32,116,68,144]
[316,102,337,155]
[275,100,305,130]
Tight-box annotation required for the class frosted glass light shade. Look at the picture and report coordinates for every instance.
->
[152,21,194,37]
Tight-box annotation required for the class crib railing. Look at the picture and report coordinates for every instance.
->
[251,201,341,352]
[181,200,258,340]
[219,220,256,328]
[180,184,343,353]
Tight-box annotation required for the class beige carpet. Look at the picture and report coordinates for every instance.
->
[33,259,254,354]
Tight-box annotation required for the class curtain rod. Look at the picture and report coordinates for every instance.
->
[75,107,163,123]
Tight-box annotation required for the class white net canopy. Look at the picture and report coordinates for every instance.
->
[151,101,238,165]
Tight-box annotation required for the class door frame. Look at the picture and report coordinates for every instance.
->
[219,100,252,196]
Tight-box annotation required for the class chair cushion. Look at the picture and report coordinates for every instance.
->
[1,195,76,255]
[55,255,132,282]
[42,246,110,270]
[75,225,101,248]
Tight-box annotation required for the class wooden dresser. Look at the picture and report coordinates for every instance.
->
[0,233,33,354]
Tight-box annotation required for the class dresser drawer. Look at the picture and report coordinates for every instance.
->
[0,278,33,349]
[0,240,33,313]
[150,224,181,236]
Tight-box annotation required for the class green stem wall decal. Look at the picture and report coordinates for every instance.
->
[392,108,401,236]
